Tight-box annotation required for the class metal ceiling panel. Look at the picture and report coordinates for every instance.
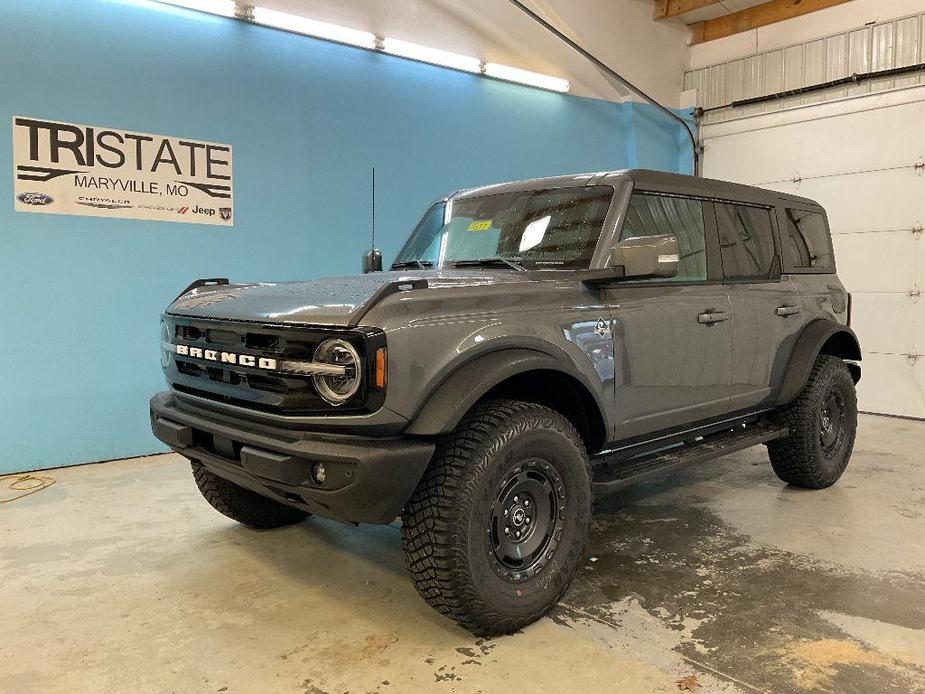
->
[686,9,925,124]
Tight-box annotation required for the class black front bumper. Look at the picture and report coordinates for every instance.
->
[150,392,434,524]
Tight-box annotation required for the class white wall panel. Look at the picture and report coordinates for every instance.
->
[856,353,925,419]
[848,293,916,354]
[915,300,925,356]
[785,173,925,234]
[804,39,827,89]
[703,96,925,184]
[894,15,923,89]
[847,28,872,98]
[830,232,917,294]
[703,90,925,418]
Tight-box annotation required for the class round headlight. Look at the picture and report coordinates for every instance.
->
[160,320,171,368]
[312,338,361,405]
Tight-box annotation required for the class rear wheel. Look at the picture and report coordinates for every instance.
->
[768,355,857,489]
[191,462,308,529]
[401,399,592,636]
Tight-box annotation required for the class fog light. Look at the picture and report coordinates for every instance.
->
[312,463,326,485]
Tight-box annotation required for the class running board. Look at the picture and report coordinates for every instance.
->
[591,422,789,497]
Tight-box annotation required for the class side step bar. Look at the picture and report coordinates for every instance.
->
[591,421,789,497]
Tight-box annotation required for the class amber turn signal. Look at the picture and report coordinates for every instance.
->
[374,347,387,389]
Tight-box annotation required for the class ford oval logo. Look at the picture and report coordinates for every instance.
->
[17,192,54,206]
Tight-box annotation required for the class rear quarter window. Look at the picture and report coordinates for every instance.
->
[782,209,834,272]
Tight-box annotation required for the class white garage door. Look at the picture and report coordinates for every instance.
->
[701,87,925,418]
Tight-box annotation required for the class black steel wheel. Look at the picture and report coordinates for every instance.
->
[402,399,591,636]
[488,461,564,580]
[768,355,857,489]
[819,390,847,458]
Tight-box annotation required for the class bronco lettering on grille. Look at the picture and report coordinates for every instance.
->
[175,344,277,370]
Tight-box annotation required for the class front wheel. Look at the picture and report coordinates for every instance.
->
[768,355,858,489]
[401,400,592,636]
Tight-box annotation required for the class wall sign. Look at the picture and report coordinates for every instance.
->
[12,116,233,226]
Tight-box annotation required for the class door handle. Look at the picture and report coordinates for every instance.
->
[698,310,729,325]
[776,305,801,317]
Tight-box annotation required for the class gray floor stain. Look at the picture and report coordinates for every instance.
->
[556,490,925,693]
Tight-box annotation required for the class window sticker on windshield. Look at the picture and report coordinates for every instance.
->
[467,220,493,232]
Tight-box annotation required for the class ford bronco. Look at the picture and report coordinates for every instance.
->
[151,169,860,635]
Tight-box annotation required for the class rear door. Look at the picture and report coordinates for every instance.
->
[606,192,732,440]
[778,204,848,325]
[715,201,804,410]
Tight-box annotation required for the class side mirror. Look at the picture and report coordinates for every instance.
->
[362,248,383,273]
[610,234,679,279]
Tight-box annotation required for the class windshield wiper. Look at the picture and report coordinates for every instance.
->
[390,260,433,270]
[452,257,528,272]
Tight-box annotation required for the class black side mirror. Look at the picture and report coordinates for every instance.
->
[363,249,383,273]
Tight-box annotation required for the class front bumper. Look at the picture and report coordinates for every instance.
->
[150,392,434,524]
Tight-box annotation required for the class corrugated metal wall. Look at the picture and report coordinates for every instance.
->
[685,10,925,124]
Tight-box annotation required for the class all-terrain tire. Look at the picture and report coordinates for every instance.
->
[768,355,857,489]
[401,399,592,636]
[191,462,308,529]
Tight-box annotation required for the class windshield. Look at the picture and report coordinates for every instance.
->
[393,186,614,270]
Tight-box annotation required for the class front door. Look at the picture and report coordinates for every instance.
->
[606,192,733,440]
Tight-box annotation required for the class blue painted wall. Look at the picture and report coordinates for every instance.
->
[0,0,688,473]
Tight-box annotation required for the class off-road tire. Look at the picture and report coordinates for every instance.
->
[768,355,857,489]
[401,399,592,636]
[191,461,308,529]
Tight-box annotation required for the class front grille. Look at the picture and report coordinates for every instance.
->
[163,315,384,415]
[245,332,280,351]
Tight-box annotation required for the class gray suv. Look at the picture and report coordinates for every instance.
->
[151,169,860,635]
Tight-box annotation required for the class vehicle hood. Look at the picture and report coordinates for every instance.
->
[166,270,532,326]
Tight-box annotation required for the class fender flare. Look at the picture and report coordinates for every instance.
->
[404,348,607,437]
[776,319,862,406]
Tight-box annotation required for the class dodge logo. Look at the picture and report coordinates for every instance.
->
[175,344,277,370]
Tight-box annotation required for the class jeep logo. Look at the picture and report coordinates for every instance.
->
[175,344,277,370]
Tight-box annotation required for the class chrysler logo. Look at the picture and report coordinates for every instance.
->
[174,344,277,370]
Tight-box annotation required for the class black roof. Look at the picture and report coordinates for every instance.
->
[621,169,821,209]
[455,169,822,210]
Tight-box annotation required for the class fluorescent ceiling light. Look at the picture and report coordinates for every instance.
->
[252,7,377,49]
[484,63,570,93]
[383,38,481,73]
[155,0,235,17]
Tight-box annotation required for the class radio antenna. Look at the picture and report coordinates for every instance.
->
[361,167,383,273]
[371,167,376,250]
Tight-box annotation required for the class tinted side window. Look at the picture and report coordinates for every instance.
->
[783,209,833,271]
[715,203,777,281]
[620,193,706,282]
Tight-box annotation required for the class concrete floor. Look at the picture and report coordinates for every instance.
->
[2,414,925,693]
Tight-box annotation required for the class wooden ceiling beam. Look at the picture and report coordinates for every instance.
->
[653,0,725,20]
[689,0,853,45]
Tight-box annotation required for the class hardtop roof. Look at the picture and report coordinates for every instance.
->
[453,169,822,210]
